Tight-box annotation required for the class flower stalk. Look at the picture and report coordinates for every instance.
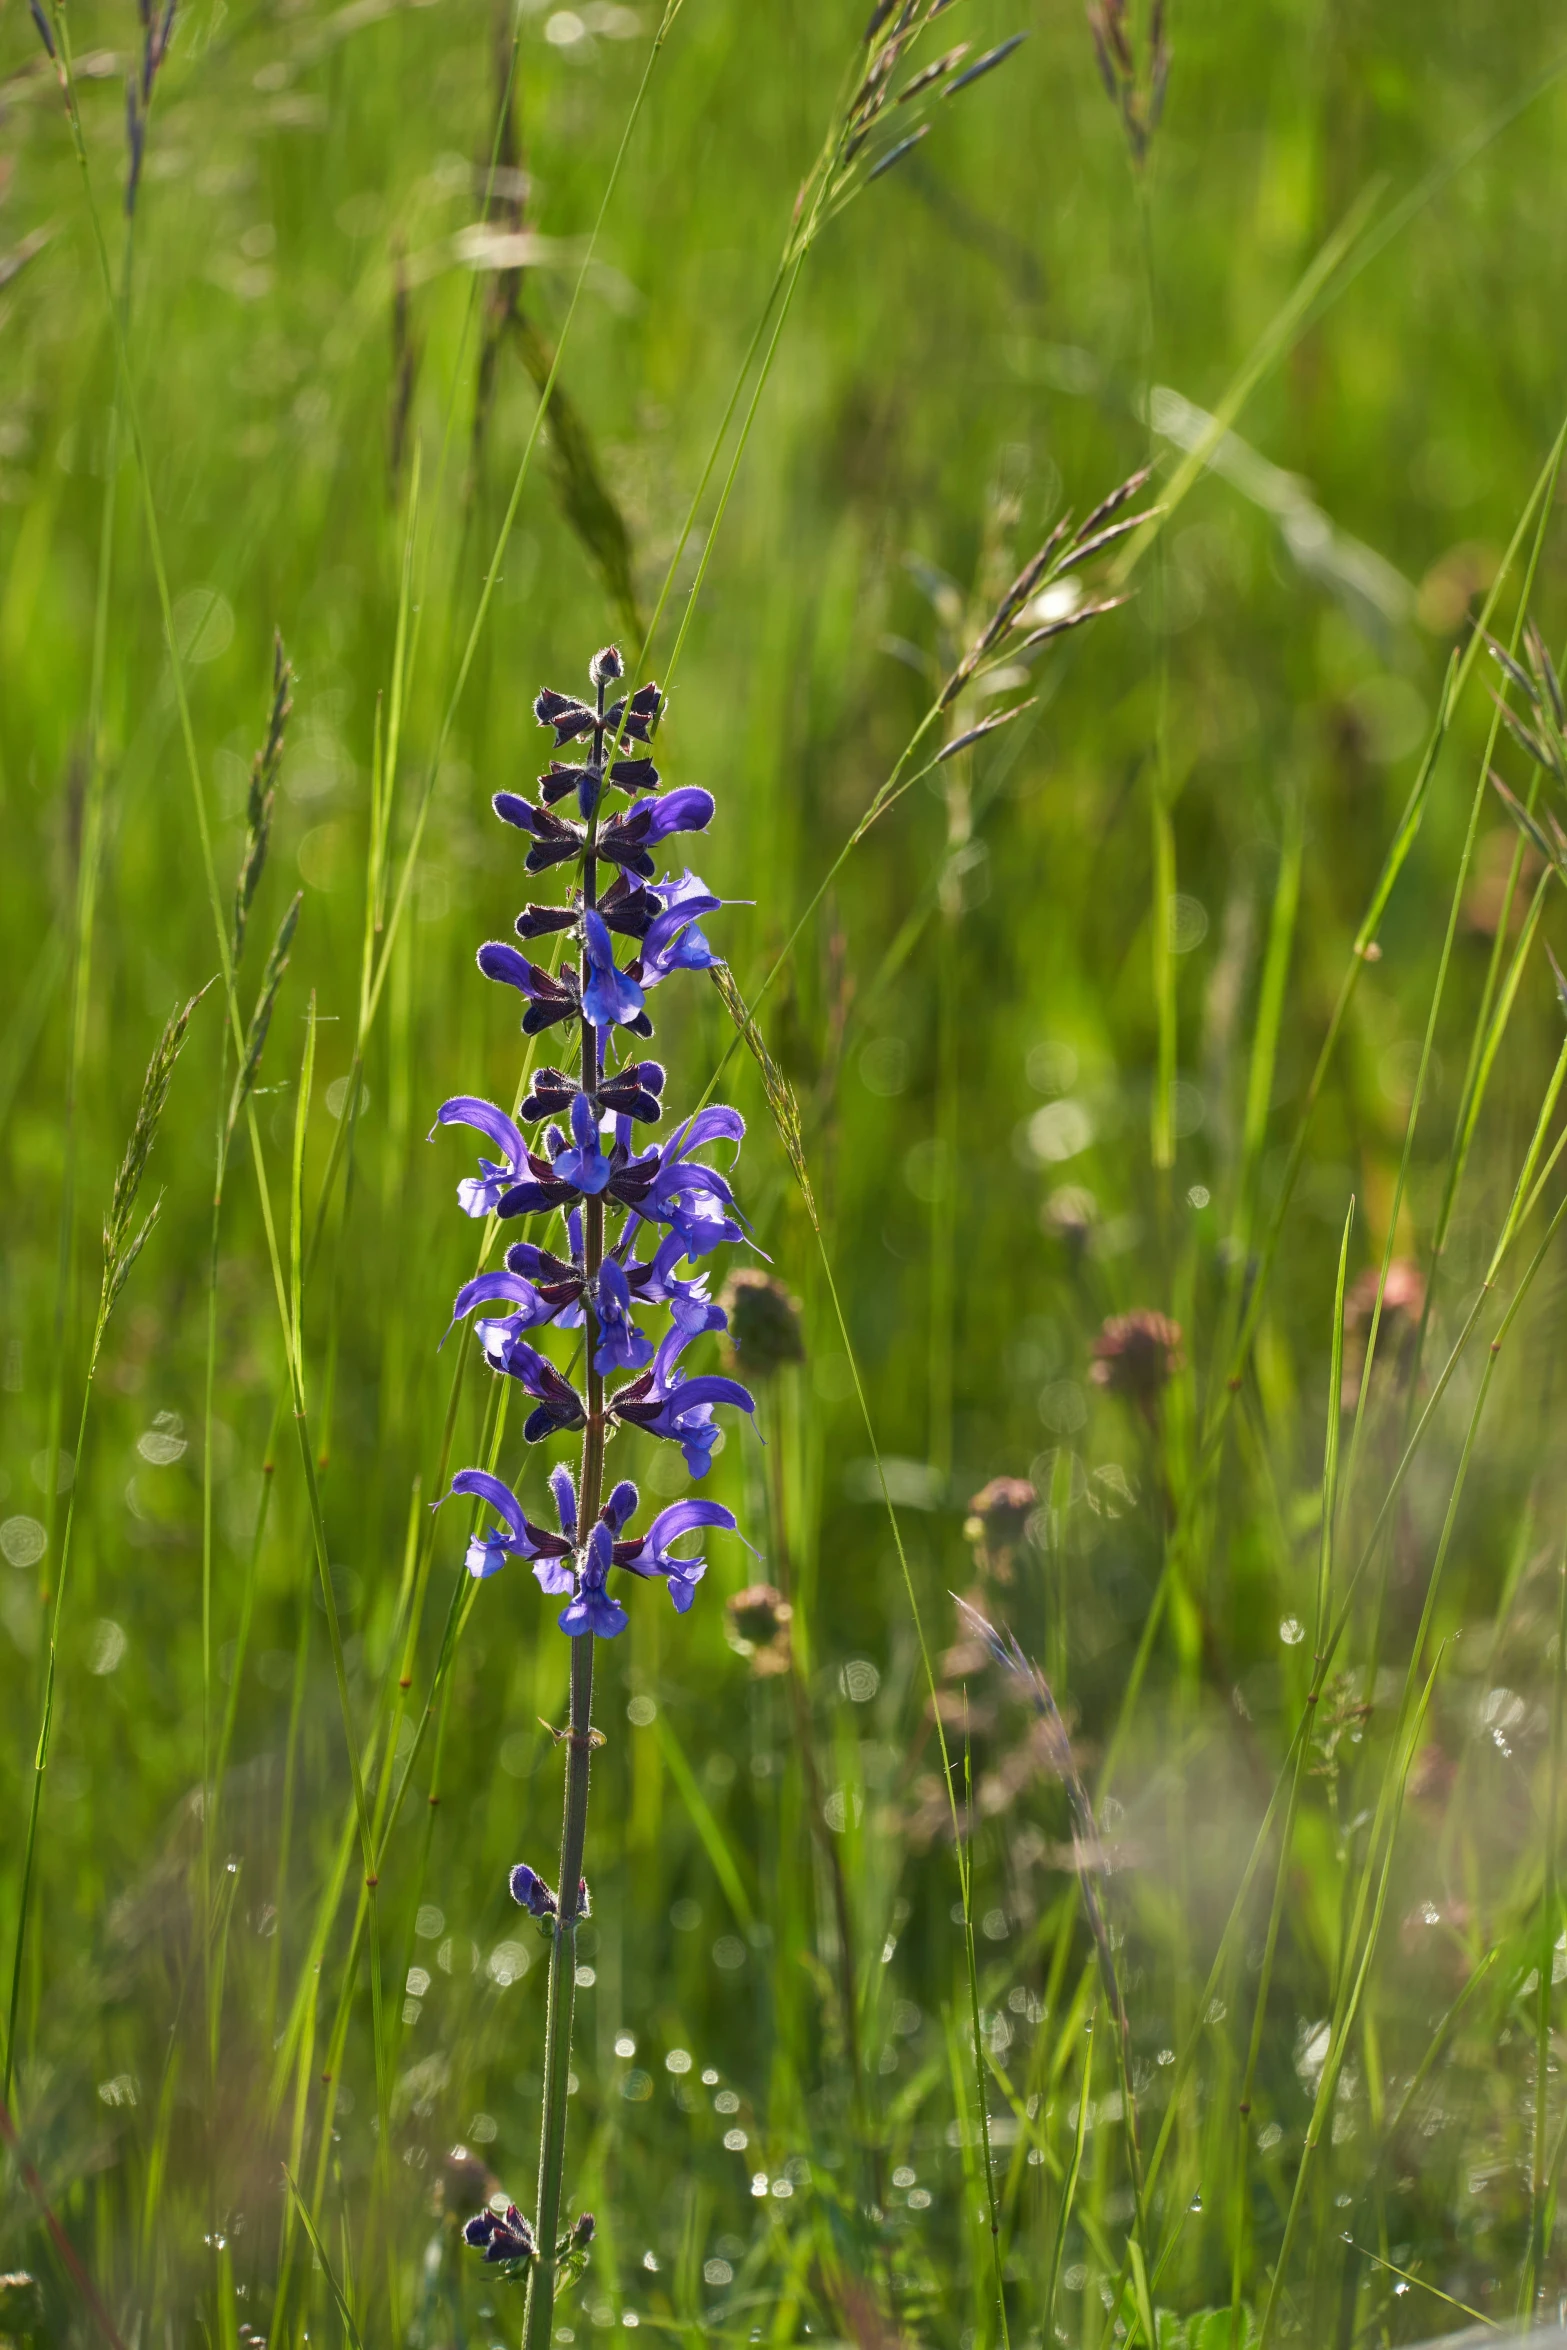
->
[436,646,756,2343]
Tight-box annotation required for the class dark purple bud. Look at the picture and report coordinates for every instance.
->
[519,1067,577,1122]
[590,645,623,685]
[598,874,663,940]
[514,901,577,940]
[568,2211,597,2249]
[539,761,591,806]
[464,2204,537,2263]
[602,682,663,743]
[493,792,583,872]
[29,0,55,59]
[576,1877,592,1919]
[509,1863,559,1918]
[534,688,597,746]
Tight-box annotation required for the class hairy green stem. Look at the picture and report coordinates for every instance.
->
[522,674,612,2350]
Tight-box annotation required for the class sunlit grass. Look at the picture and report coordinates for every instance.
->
[5,0,1567,2343]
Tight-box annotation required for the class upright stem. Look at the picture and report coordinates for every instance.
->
[522,672,610,2350]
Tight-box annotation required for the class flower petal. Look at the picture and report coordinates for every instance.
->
[434,1095,527,1169]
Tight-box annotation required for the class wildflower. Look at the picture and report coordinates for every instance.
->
[580,908,648,1031]
[443,1269,554,1354]
[475,940,583,1035]
[1342,1258,1426,1403]
[597,788,716,880]
[636,871,728,983]
[1088,1310,1183,1408]
[592,1258,653,1375]
[432,1096,532,1218]
[1345,1258,1425,1343]
[553,1092,615,1194]
[438,647,762,2332]
[641,1108,750,1257]
[473,1337,586,1444]
[610,1322,757,1480]
[557,1523,627,1638]
[616,1497,745,1613]
[510,1864,559,1918]
[720,1269,805,1377]
[463,2206,537,2264]
[449,1467,572,1582]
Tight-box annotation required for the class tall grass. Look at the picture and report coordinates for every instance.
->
[5,0,1567,2345]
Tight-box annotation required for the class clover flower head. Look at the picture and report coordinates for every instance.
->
[1089,1310,1183,1405]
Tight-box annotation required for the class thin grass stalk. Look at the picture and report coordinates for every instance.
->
[954,1601,1154,2343]
[4,984,205,2101]
[1182,412,1565,1474]
[1229,781,1304,1263]
[38,220,137,1682]
[927,771,964,1479]
[755,1393,869,2177]
[1255,1656,1441,2349]
[1336,443,1563,1552]
[1136,1074,1567,2229]
[956,1736,1011,2350]
[41,18,345,1984]
[302,3,688,1273]
[1097,449,1557,1799]
[716,971,1009,2333]
[1226,1203,1353,2340]
[1522,1529,1567,2321]
[6,1372,94,2101]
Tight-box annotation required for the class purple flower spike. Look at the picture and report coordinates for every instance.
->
[510,1862,559,1918]
[436,650,763,1658]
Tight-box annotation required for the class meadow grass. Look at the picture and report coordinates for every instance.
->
[5,0,1567,2344]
